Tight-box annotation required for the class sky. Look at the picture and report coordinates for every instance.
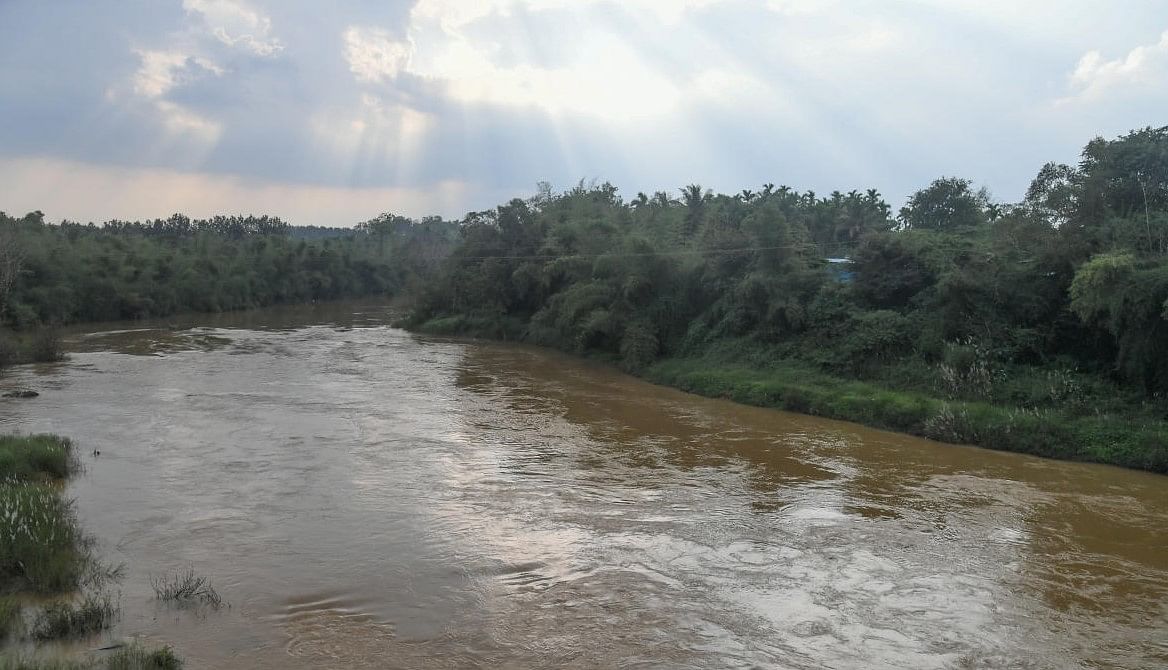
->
[1,0,1166,226]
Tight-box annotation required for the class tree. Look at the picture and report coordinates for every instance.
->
[1024,162,1078,227]
[680,184,709,238]
[898,177,988,230]
[0,215,25,319]
[1070,252,1168,393]
[851,232,937,309]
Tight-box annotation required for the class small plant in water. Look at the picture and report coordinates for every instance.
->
[150,567,222,609]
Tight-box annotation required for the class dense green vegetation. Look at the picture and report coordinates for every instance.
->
[407,128,1168,472]
[0,211,455,329]
[2,127,1166,472]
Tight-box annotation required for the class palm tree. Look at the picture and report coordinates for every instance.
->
[680,184,709,239]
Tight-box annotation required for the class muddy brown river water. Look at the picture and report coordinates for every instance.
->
[0,303,1166,669]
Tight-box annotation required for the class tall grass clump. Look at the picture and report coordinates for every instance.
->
[0,479,88,593]
[150,568,222,609]
[31,592,117,640]
[105,644,183,670]
[0,595,21,639]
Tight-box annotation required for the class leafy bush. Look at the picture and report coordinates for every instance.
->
[619,320,659,371]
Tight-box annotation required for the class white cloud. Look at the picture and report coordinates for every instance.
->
[132,49,223,97]
[132,50,191,97]
[765,0,836,16]
[411,34,681,119]
[343,27,412,83]
[342,0,719,121]
[409,0,728,30]
[116,2,287,144]
[1065,29,1168,102]
[350,0,897,122]
[182,0,284,57]
[128,49,223,142]
[153,100,221,139]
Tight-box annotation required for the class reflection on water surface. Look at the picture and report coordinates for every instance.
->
[1,303,1165,668]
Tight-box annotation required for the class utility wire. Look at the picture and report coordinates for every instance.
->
[443,241,856,263]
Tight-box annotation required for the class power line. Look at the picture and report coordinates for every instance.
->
[444,241,856,263]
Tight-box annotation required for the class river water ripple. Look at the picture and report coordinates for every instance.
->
[1,303,1165,668]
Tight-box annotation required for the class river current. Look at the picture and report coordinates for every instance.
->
[1,303,1165,668]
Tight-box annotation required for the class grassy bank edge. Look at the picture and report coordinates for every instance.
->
[411,316,1168,474]
[0,434,188,668]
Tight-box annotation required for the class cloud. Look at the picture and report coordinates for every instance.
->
[131,50,223,98]
[408,0,728,31]
[346,0,736,120]
[405,33,683,120]
[343,27,412,83]
[1065,29,1168,102]
[125,49,224,142]
[182,0,284,57]
[765,0,836,16]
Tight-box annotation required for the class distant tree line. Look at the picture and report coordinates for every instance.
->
[0,211,457,328]
[2,127,1167,408]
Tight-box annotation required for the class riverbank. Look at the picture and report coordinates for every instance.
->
[0,434,183,669]
[646,355,1168,473]
[411,319,1168,474]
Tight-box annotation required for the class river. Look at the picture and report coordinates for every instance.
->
[1,302,1165,669]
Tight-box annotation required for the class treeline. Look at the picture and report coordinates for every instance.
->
[0,211,457,329]
[2,127,1166,470]
[407,127,1168,471]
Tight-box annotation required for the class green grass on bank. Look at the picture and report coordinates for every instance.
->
[410,315,526,341]
[414,317,1168,473]
[0,434,183,666]
[0,644,182,670]
[645,353,1168,473]
[0,435,88,595]
[0,435,75,482]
